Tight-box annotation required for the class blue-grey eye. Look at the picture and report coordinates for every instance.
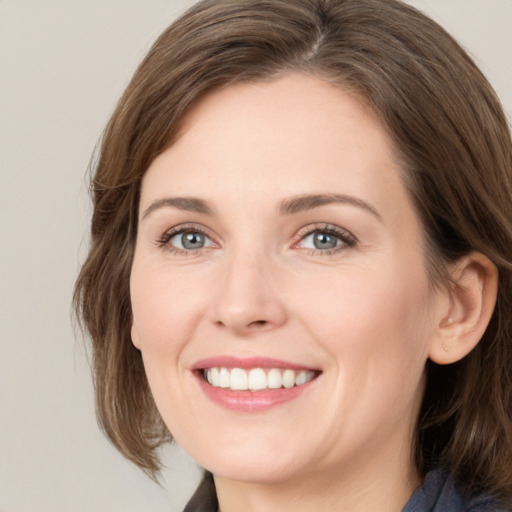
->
[170,230,211,250]
[300,231,341,250]
[299,230,348,251]
[312,232,338,249]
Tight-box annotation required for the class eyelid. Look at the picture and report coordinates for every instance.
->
[155,222,356,256]
[292,223,357,252]
[156,223,218,254]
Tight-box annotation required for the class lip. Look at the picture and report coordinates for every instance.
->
[191,356,317,371]
[191,356,321,412]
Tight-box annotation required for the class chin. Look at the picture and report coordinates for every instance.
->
[206,457,301,485]
[185,435,310,484]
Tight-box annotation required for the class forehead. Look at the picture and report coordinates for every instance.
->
[140,73,416,231]
[178,74,393,168]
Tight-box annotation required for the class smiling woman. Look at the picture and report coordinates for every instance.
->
[131,76,444,506]
[74,0,512,511]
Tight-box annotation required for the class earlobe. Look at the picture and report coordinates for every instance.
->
[429,252,498,365]
[131,319,141,350]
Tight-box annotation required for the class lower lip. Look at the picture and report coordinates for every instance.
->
[195,373,317,412]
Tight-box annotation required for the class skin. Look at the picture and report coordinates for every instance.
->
[130,74,481,511]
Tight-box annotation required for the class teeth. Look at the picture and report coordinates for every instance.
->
[204,367,316,391]
[230,368,248,390]
[248,368,267,390]
[218,368,230,388]
[283,369,295,389]
[267,368,282,389]
[295,370,311,386]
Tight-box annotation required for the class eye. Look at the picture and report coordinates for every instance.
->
[157,226,215,254]
[295,224,356,254]
[171,230,209,250]
[303,232,340,250]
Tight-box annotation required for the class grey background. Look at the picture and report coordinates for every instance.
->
[1,1,510,511]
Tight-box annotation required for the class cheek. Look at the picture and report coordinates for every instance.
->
[129,265,206,426]
[130,264,208,355]
[296,259,433,380]
[307,264,432,437]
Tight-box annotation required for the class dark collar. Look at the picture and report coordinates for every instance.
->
[182,471,218,512]
[182,468,506,512]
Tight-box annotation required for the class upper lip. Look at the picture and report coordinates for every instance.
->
[191,356,319,371]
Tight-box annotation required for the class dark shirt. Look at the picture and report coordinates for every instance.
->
[183,472,217,512]
[403,470,508,512]
[183,469,508,511]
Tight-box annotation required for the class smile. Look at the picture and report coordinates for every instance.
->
[193,357,321,411]
[203,367,317,391]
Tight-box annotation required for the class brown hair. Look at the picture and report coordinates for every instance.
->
[74,0,512,503]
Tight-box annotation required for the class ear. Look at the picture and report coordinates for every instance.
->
[429,251,498,365]
[131,318,141,350]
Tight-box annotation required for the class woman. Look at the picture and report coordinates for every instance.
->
[74,0,512,510]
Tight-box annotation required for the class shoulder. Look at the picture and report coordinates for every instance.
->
[403,469,509,512]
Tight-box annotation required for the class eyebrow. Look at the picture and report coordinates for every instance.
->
[279,193,381,219]
[141,197,215,219]
[141,193,380,220]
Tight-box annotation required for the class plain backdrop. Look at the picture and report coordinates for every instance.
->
[0,1,510,511]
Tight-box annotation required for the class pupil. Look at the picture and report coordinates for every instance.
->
[314,232,337,249]
[182,232,204,249]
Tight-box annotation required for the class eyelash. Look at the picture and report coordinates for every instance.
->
[155,223,357,256]
[156,224,215,256]
[294,223,357,255]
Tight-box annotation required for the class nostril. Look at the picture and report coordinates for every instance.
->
[250,320,268,327]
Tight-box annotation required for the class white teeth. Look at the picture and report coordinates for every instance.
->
[282,369,295,389]
[267,368,283,389]
[295,370,315,386]
[218,368,230,388]
[230,368,248,390]
[203,367,316,391]
[248,368,267,390]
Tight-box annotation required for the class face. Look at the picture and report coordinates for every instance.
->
[130,74,442,486]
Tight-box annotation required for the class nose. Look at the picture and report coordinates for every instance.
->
[211,250,288,336]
